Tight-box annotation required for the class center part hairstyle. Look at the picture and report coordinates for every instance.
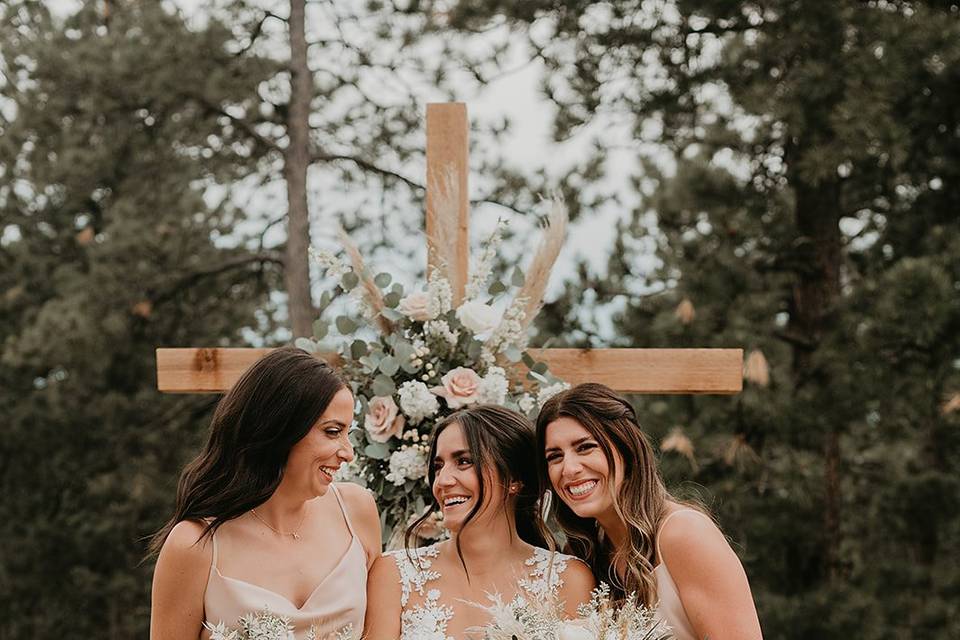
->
[536,382,674,607]
[406,404,552,565]
[148,347,348,555]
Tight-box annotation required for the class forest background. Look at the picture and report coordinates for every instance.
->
[1,1,958,638]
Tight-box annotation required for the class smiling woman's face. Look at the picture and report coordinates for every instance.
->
[283,387,355,498]
[543,416,620,521]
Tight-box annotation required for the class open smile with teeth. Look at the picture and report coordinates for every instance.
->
[566,479,598,499]
[443,495,471,509]
[319,465,339,481]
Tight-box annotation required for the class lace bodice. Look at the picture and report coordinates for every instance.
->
[387,543,574,640]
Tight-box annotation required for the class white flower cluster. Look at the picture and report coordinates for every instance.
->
[477,366,509,405]
[427,272,453,318]
[398,380,440,424]
[385,444,429,486]
[424,319,459,348]
[518,393,536,415]
[537,381,570,408]
[308,247,351,279]
[484,296,528,362]
[465,220,506,300]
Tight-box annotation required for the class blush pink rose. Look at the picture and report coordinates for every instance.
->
[431,367,481,409]
[398,291,432,321]
[364,396,405,443]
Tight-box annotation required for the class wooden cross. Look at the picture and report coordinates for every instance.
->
[156,104,742,395]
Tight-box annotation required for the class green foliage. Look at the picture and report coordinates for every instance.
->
[0,1,280,635]
[449,0,960,637]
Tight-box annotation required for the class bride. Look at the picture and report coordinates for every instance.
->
[364,404,595,639]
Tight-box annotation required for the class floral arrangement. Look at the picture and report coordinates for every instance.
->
[472,583,672,640]
[300,199,570,546]
[204,609,357,640]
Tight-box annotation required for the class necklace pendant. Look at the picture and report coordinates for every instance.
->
[292,532,301,540]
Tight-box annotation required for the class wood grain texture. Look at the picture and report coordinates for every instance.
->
[527,348,743,394]
[157,347,741,394]
[425,103,469,303]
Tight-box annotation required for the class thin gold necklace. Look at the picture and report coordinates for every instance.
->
[251,504,308,541]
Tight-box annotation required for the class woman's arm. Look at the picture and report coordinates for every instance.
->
[337,482,382,568]
[658,511,763,640]
[363,554,403,639]
[150,520,212,640]
[556,557,597,619]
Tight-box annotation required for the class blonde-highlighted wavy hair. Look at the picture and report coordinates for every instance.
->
[535,383,691,607]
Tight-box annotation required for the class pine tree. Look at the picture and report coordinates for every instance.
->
[0,2,280,635]
[448,1,960,636]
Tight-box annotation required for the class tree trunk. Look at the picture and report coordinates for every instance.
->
[284,0,315,338]
[789,172,843,580]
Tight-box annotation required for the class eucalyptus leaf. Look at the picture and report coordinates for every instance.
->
[511,267,525,287]
[350,339,368,359]
[467,339,482,361]
[401,359,420,374]
[503,345,522,362]
[374,272,392,288]
[372,374,396,397]
[341,271,359,290]
[393,340,415,362]
[488,280,507,295]
[532,361,549,375]
[379,355,400,376]
[384,291,401,308]
[521,351,536,368]
[336,315,357,334]
[312,319,328,340]
[364,442,392,460]
[527,370,550,384]
[382,307,404,321]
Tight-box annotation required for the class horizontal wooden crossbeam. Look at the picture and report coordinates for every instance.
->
[156,347,742,394]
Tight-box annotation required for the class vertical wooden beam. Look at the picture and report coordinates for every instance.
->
[425,103,469,303]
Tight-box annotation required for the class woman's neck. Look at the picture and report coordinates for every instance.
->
[254,485,312,529]
[448,515,530,575]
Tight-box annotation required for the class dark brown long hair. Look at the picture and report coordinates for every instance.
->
[536,383,690,607]
[406,404,552,575]
[148,347,348,556]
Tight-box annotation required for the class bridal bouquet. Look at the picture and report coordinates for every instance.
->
[204,609,357,640]
[301,198,569,546]
[474,583,672,640]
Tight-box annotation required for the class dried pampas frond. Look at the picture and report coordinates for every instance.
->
[743,349,770,387]
[661,426,698,471]
[426,167,463,296]
[337,226,393,335]
[513,196,568,332]
[942,392,960,416]
[675,298,696,325]
[723,434,761,468]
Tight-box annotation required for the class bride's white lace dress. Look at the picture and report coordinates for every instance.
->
[387,543,576,640]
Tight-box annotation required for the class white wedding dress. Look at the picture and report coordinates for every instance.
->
[387,543,576,640]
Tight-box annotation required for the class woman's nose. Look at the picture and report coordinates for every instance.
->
[338,440,355,463]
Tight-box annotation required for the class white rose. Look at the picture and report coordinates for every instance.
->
[558,620,594,640]
[399,291,433,321]
[456,300,501,336]
[364,396,405,443]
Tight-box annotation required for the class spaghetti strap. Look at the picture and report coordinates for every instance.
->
[209,527,220,574]
[329,483,356,537]
[655,508,712,565]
